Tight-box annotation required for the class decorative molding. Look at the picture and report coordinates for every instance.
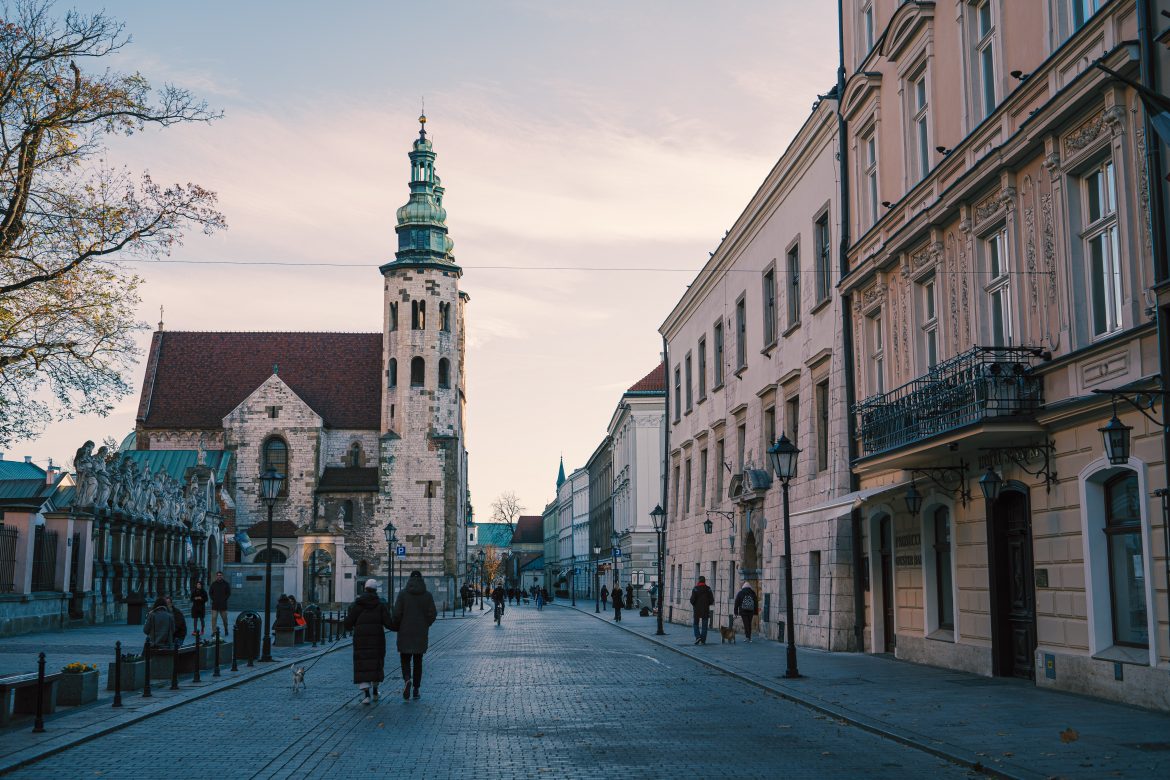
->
[1042,152,1061,175]
[1136,126,1153,259]
[1025,202,1038,311]
[1103,104,1126,135]
[1040,193,1056,304]
[974,190,1003,224]
[1064,112,1107,154]
[909,241,942,279]
[860,282,885,314]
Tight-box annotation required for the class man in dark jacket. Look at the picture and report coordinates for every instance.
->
[733,581,759,643]
[600,585,609,608]
[275,594,295,628]
[344,579,395,705]
[690,576,715,645]
[165,596,187,647]
[611,583,623,621]
[209,571,231,636]
[625,584,634,610]
[144,597,175,650]
[392,571,437,701]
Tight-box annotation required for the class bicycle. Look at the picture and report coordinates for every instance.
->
[493,601,503,625]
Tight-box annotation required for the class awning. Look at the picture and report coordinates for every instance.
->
[787,480,911,525]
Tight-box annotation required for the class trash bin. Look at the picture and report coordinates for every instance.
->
[125,592,146,625]
[303,604,322,643]
[233,611,262,661]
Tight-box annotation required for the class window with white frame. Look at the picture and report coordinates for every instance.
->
[984,228,1012,344]
[1082,159,1123,337]
[910,69,930,181]
[971,0,997,120]
[862,127,879,228]
[919,276,939,368]
[1071,0,1103,31]
[932,506,954,630]
[1103,472,1147,647]
[869,312,885,395]
[861,1,875,54]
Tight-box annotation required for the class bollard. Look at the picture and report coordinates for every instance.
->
[32,652,46,733]
[170,643,180,690]
[213,630,221,677]
[143,642,153,698]
[230,633,238,673]
[193,633,202,683]
[113,641,123,708]
[327,612,333,643]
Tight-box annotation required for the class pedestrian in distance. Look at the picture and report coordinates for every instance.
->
[733,581,759,643]
[144,597,175,650]
[275,594,295,628]
[535,587,544,610]
[611,584,623,622]
[626,584,634,610]
[209,570,231,636]
[191,579,208,635]
[344,579,396,705]
[164,595,187,648]
[690,575,715,645]
[601,585,609,609]
[392,571,437,701]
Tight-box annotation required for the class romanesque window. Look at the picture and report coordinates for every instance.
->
[348,444,362,468]
[410,357,425,387]
[262,437,288,496]
[439,301,451,332]
[389,302,398,331]
[388,358,397,388]
[412,300,426,330]
[438,358,450,389]
[343,499,354,526]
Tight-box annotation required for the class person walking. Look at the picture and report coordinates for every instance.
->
[733,581,759,643]
[164,596,187,648]
[144,597,175,650]
[344,579,395,705]
[209,571,231,636]
[600,585,609,609]
[625,584,634,610]
[535,587,544,610]
[392,570,437,701]
[190,580,209,635]
[690,575,715,645]
[611,583,623,622]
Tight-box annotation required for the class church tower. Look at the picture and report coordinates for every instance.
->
[378,114,468,597]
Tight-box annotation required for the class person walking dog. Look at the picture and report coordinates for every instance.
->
[393,571,437,700]
[733,581,759,643]
[344,579,395,705]
[690,576,715,645]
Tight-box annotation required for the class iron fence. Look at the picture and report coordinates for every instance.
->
[31,525,58,591]
[0,525,17,593]
[854,345,1045,458]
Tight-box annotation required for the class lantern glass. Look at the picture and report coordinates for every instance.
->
[979,467,1003,503]
[767,434,800,481]
[383,522,396,545]
[1099,415,1131,466]
[703,518,713,535]
[476,549,485,563]
[649,504,666,532]
[259,468,284,505]
[904,482,924,515]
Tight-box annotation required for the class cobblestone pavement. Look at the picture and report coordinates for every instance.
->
[5,605,973,779]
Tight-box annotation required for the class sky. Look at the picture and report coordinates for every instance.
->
[8,0,840,519]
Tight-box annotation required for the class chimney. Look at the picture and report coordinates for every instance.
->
[46,458,56,485]
[0,452,4,460]
[24,456,32,463]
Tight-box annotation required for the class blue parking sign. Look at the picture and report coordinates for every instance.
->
[396,545,406,557]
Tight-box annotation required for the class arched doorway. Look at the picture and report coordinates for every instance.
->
[988,487,1036,679]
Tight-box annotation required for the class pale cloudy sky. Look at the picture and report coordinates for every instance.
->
[11,0,839,518]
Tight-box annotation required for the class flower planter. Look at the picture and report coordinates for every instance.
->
[106,660,145,692]
[58,670,99,706]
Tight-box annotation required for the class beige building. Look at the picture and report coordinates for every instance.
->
[840,0,1167,709]
[660,97,858,648]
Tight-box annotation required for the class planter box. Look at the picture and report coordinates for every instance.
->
[57,670,99,706]
[106,661,145,692]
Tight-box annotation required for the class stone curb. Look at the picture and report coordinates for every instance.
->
[561,605,1044,780]
[0,639,353,777]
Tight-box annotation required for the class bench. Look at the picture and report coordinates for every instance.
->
[0,672,63,727]
[274,624,305,647]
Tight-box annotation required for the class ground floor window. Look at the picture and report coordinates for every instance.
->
[1104,472,1147,647]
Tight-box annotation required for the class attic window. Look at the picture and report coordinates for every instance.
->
[266,406,280,419]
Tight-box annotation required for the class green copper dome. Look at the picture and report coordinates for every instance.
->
[384,114,458,270]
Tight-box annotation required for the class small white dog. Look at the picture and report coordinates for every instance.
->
[291,666,306,693]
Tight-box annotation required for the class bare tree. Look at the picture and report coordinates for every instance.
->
[481,544,503,585]
[490,491,525,530]
[0,0,225,446]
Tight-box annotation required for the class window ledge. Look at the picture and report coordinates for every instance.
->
[810,298,832,316]
[926,628,955,643]
[760,339,778,358]
[783,321,802,339]
[697,395,707,406]
[1092,645,1150,666]
[712,381,725,393]
[733,365,747,378]
[684,408,693,417]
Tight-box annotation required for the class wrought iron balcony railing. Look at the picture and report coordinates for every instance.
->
[854,346,1046,459]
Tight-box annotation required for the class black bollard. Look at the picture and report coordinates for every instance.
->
[327,612,333,643]
[213,630,221,677]
[192,633,201,683]
[143,642,153,698]
[230,633,238,673]
[113,641,123,708]
[32,652,46,733]
[170,643,180,690]
[310,613,316,648]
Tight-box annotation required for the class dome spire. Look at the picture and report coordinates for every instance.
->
[382,111,458,272]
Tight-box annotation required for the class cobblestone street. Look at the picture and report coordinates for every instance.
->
[5,605,972,779]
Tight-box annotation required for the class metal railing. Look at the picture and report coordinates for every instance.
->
[854,345,1045,458]
[0,525,17,592]
[31,526,58,591]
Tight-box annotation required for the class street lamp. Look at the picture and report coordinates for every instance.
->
[903,481,924,516]
[593,546,601,613]
[610,530,620,588]
[979,466,1003,504]
[650,504,667,636]
[476,548,485,610]
[1099,413,1132,466]
[258,467,284,663]
[767,433,801,679]
[383,522,397,604]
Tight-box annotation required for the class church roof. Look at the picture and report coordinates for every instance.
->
[626,361,665,395]
[475,522,514,548]
[316,467,379,493]
[136,331,383,430]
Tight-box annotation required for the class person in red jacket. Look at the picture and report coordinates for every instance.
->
[690,576,715,645]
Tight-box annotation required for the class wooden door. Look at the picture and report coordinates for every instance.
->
[879,515,895,652]
[991,490,1036,679]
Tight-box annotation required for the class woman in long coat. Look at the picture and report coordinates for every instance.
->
[344,579,395,705]
[392,570,437,701]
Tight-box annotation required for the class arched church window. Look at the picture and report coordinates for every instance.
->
[412,300,426,330]
[438,358,450,389]
[348,443,362,468]
[389,302,398,331]
[262,437,288,497]
[411,357,425,387]
[388,358,397,388]
[439,302,451,332]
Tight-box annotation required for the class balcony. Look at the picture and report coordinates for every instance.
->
[854,346,1046,459]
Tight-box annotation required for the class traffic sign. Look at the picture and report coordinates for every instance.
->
[396,545,406,557]
[613,549,622,558]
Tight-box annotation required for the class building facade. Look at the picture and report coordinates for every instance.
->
[839,0,1167,709]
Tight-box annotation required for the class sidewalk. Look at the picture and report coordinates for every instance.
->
[568,606,1170,780]
[0,606,480,775]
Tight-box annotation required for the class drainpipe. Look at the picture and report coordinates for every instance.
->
[661,334,671,620]
[1136,0,1170,661]
[837,0,866,653]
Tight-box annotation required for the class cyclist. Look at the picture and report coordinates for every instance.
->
[490,583,506,624]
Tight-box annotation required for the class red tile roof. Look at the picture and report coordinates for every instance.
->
[512,515,544,544]
[137,331,383,430]
[626,361,665,394]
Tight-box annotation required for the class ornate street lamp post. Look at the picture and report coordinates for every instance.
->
[476,548,485,610]
[258,467,284,663]
[384,522,397,604]
[767,434,801,679]
[593,546,601,613]
[610,530,620,588]
[650,504,666,636]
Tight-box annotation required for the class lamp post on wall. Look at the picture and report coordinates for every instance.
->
[476,549,485,610]
[610,530,620,588]
[593,546,601,613]
[650,504,666,636]
[383,522,397,604]
[767,434,800,679]
[258,468,284,663]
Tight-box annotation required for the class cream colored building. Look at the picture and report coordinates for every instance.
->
[840,0,1167,709]
[659,97,858,648]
